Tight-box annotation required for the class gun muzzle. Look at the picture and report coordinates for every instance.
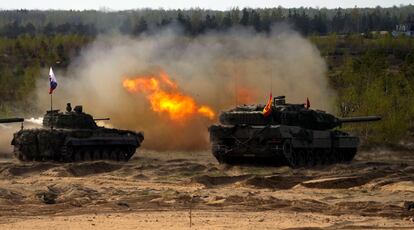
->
[340,116,382,123]
[94,118,110,121]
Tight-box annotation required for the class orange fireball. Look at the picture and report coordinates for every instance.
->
[123,71,215,121]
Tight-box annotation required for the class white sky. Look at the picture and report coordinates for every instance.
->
[0,0,412,10]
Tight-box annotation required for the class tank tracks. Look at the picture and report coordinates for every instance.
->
[14,145,137,162]
[283,148,357,167]
[212,147,357,167]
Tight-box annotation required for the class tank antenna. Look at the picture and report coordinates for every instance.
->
[234,61,238,106]
[270,72,273,100]
[50,93,53,130]
[269,59,273,102]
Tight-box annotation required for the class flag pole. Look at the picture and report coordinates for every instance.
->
[49,66,54,130]
[50,88,53,130]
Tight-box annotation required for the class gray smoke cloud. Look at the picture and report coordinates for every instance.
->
[32,25,333,151]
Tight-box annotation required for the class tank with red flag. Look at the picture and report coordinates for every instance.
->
[208,95,381,167]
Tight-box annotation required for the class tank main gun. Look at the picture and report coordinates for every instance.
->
[94,118,110,121]
[339,116,382,123]
[0,118,24,123]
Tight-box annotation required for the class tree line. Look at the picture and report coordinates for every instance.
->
[0,35,91,115]
[0,5,413,37]
[313,34,414,145]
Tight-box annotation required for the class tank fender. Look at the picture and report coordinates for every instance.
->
[64,136,140,146]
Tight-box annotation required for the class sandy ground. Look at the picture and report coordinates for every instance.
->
[0,149,413,229]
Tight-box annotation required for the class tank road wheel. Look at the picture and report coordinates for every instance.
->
[60,145,74,162]
[282,140,297,167]
[84,150,92,161]
[118,150,127,161]
[16,151,28,161]
[328,149,337,164]
[306,150,316,167]
[325,149,333,165]
[297,150,307,167]
[336,149,346,163]
[73,149,84,162]
[319,149,329,165]
[314,149,322,165]
[93,150,101,161]
[101,149,110,160]
[118,148,131,162]
[110,149,119,161]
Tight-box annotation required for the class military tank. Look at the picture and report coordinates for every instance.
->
[11,103,144,162]
[208,96,381,167]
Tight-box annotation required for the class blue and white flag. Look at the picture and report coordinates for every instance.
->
[49,67,57,94]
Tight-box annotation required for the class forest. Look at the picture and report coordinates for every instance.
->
[0,5,413,36]
[0,6,414,146]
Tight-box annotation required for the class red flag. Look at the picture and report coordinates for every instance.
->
[305,97,310,109]
[263,93,273,117]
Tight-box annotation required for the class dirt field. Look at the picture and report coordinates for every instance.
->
[0,149,413,229]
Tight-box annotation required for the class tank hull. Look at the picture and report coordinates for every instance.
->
[208,124,358,167]
[11,128,144,162]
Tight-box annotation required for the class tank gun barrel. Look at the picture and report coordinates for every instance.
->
[0,118,24,124]
[339,116,381,123]
[94,118,110,121]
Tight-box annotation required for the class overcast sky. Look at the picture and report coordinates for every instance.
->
[0,0,412,11]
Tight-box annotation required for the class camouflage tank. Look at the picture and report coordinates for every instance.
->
[11,103,144,162]
[208,96,381,167]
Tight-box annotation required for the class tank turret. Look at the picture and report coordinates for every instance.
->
[208,96,381,167]
[43,104,98,129]
[219,96,381,130]
[11,102,144,162]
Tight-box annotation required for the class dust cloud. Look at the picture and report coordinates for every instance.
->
[0,121,41,154]
[33,25,333,151]
[0,124,18,154]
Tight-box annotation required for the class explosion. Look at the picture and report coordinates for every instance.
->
[123,71,215,121]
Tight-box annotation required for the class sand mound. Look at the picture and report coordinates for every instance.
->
[64,161,122,177]
[131,173,149,180]
[192,175,252,187]
[1,163,56,177]
[245,175,310,189]
[300,176,371,189]
[380,181,414,192]
[0,161,124,177]
[35,184,101,206]
[156,162,207,176]
[333,201,408,218]
[40,167,73,177]
[0,188,25,203]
